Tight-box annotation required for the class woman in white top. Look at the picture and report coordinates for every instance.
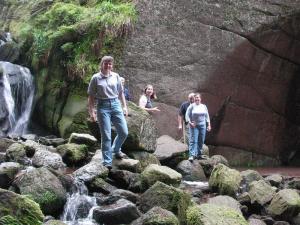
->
[138,84,160,113]
[185,93,211,161]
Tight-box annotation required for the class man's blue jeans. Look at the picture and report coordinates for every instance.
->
[189,124,206,157]
[97,98,128,166]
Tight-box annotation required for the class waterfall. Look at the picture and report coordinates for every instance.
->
[0,61,34,136]
[61,179,98,225]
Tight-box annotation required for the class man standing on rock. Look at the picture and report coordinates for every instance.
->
[178,93,195,145]
[87,56,128,170]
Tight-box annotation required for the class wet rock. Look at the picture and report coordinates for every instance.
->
[209,164,242,197]
[11,166,67,217]
[6,142,29,164]
[208,195,242,215]
[20,134,37,141]
[265,174,283,187]
[93,198,140,225]
[127,150,160,170]
[287,178,300,190]
[68,133,97,149]
[140,164,182,190]
[241,170,264,190]
[186,203,248,225]
[39,136,66,147]
[249,180,276,206]
[73,160,108,183]
[139,181,192,224]
[32,149,66,170]
[154,135,187,167]
[0,162,21,189]
[267,189,300,221]
[108,169,141,190]
[199,155,229,177]
[110,189,139,204]
[176,159,206,181]
[131,206,179,225]
[248,218,267,225]
[112,158,142,173]
[87,177,117,194]
[0,138,16,152]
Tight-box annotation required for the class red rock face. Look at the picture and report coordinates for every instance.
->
[120,0,300,165]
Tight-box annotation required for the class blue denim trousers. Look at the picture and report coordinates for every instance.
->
[97,98,128,166]
[189,124,206,157]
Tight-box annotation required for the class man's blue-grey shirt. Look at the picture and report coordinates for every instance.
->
[87,72,123,99]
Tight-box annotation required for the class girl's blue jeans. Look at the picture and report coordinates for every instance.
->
[189,124,206,157]
[97,98,128,166]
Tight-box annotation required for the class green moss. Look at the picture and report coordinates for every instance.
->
[187,204,248,225]
[0,215,22,225]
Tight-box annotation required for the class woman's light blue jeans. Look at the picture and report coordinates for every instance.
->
[97,98,128,166]
[189,124,206,157]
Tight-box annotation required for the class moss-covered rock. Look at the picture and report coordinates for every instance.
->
[0,162,21,189]
[186,203,248,225]
[0,188,44,225]
[267,189,300,220]
[12,167,66,217]
[56,143,88,166]
[248,180,276,206]
[141,164,182,190]
[131,206,179,225]
[139,181,192,225]
[5,143,27,163]
[208,164,242,197]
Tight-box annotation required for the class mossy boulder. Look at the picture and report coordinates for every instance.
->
[56,143,88,166]
[112,158,142,173]
[248,180,276,206]
[141,164,182,190]
[131,206,179,225]
[186,203,248,225]
[267,189,300,220]
[209,164,242,197]
[11,167,67,217]
[127,150,160,170]
[208,195,242,215]
[139,181,192,225]
[6,143,27,163]
[0,188,44,225]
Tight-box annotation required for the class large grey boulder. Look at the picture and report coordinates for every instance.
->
[248,180,276,206]
[131,206,179,225]
[267,189,300,221]
[208,195,242,215]
[68,132,97,148]
[264,174,283,187]
[176,160,206,181]
[209,164,242,197]
[11,166,66,217]
[140,164,182,190]
[199,155,229,177]
[32,149,66,170]
[154,135,187,166]
[186,203,248,225]
[112,158,142,173]
[139,181,192,225]
[93,198,140,225]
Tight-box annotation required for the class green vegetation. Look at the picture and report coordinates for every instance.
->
[18,0,136,83]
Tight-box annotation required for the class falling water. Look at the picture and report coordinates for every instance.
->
[61,179,98,225]
[0,61,34,136]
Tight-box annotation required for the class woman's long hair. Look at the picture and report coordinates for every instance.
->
[144,84,157,99]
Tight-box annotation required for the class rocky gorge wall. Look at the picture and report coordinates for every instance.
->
[1,0,300,166]
[119,0,300,165]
